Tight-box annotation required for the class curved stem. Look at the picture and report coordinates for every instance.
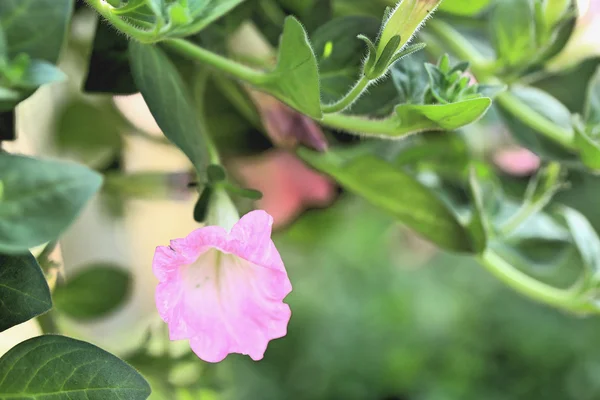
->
[163,39,267,86]
[322,76,371,114]
[478,249,595,313]
[85,0,157,43]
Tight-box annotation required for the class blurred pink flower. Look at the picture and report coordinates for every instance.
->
[230,151,336,228]
[548,0,600,70]
[153,210,292,363]
[493,147,541,176]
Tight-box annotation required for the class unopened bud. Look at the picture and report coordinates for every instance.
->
[377,0,442,56]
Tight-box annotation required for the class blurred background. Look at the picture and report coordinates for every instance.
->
[4,1,600,399]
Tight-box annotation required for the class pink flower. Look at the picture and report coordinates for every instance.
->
[493,147,541,176]
[230,151,336,228]
[153,210,292,363]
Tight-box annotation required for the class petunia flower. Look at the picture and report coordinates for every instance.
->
[153,210,292,363]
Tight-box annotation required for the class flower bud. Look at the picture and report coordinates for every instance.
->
[377,0,442,56]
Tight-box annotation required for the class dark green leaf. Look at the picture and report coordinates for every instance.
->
[84,21,137,95]
[0,0,73,63]
[53,264,131,320]
[260,17,322,119]
[0,153,103,253]
[193,187,211,223]
[298,148,481,253]
[0,252,51,332]
[490,0,536,68]
[0,335,151,399]
[391,52,431,104]
[129,42,207,171]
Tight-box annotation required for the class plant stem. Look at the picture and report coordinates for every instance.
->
[85,0,158,43]
[322,76,371,114]
[163,39,268,86]
[477,249,595,313]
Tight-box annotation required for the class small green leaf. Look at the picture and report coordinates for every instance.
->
[130,42,207,171]
[193,187,212,223]
[322,97,491,139]
[490,0,536,68]
[499,86,577,162]
[260,17,322,119]
[298,148,480,253]
[16,59,65,89]
[391,52,430,104]
[0,335,151,399]
[0,0,72,63]
[0,153,103,253]
[0,252,52,332]
[558,206,600,276]
[574,117,600,171]
[207,164,226,183]
[173,0,246,36]
[584,66,600,126]
[53,264,132,320]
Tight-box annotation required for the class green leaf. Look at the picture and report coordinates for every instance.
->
[499,86,577,162]
[0,0,73,63]
[0,153,103,254]
[55,100,124,169]
[490,0,536,68]
[391,51,430,104]
[559,206,600,276]
[439,0,492,16]
[0,252,51,332]
[0,335,151,399]
[129,42,207,171]
[260,17,322,119]
[16,59,66,89]
[84,21,137,95]
[584,66,600,126]
[574,120,600,171]
[53,264,132,320]
[321,97,491,138]
[298,148,482,253]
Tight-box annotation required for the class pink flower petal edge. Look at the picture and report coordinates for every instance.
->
[153,210,292,363]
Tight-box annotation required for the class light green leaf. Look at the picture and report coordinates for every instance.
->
[0,0,73,63]
[0,153,103,253]
[0,252,51,332]
[260,17,322,119]
[0,335,151,399]
[439,0,492,15]
[174,0,246,36]
[321,97,491,138]
[129,42,207,170]
[574,123,600,171]
[16,59,66,89]
[559,206,600,276]
[490,0,536,68]
[584,66,600,126]
[53,264,132,321]
[298,148,482,253]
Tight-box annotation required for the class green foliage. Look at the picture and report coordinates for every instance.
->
[259,16,322,119]
[130,42,207,171]
[0,335,151,399]
[299,147,483,253]
[0,252,51,332]
[53,264,132,321]
[0,153,103,254]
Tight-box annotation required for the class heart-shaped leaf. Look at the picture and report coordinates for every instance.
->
[0,153,103,253]
[0,335,151,399]
[0,252,51,332]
